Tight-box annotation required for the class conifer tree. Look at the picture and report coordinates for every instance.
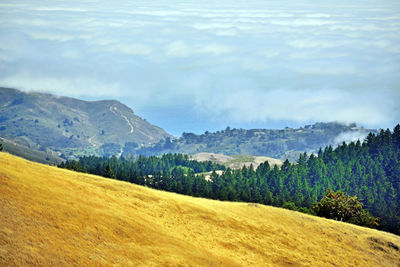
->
[103,164,116,178]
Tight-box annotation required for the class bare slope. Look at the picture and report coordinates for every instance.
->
[1,153,399,266]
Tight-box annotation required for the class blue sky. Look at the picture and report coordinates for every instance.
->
[0,0,399,136]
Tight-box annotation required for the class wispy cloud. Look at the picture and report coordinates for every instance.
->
[0,0,399,135]
[334,131,370,146]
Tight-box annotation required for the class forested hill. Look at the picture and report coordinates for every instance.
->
[0,87,171,160]
[136,122,376,161]
[60,125,400,235]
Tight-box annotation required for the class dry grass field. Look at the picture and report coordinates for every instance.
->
[1,152,399,266]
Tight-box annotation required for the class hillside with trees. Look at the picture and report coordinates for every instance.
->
[135,122,376,161]
[60,125,400,234]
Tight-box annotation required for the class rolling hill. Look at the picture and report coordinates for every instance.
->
[1,152,399,266]
[0,87,171,159]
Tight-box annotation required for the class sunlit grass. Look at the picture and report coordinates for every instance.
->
[226,154,283,169]
[0,152,399,266]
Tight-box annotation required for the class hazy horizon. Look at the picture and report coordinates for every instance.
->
[1,0,399,135]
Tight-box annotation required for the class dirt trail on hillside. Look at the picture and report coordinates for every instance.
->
[110,105,134,133]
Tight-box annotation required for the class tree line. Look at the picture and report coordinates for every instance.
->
[59,125,400,234]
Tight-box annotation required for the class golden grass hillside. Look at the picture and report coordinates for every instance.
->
[1,152,399,266]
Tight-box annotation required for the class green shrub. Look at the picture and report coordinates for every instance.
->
[312,188,379,228]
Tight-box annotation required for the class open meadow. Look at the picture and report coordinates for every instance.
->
[1,152,399,266]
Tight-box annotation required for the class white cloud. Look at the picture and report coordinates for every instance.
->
[29,7,89,12]
[166,40,190,57]
[333,131,369,146]
[25,31,79,42]
[288,39,353,49]
[0,72,123,98]
[304,13,332,18]
[0,0,399,134]
[215,28,238,36]
[268,17,341,27]
[192,23,236,30]
[259,50,280,58]
[108,43,153,56]
[295,64,358,76]
[196,44,233,55]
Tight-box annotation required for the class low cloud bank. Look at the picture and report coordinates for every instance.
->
[0,0,399,133]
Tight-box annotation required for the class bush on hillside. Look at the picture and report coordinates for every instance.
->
[312,188,379,228]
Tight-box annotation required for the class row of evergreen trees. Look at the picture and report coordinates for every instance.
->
[59,125,400,234]
[58,153,226,180]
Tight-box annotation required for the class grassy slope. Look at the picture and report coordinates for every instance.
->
[0,152,399,266]
[226,155,283,169]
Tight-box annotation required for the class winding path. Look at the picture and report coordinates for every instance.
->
[109,106,134,134]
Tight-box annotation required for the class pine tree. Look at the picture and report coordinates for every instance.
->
[103,164,116,178]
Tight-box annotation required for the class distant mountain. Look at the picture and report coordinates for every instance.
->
[0,87,171,159]
[0,87,378,163]
[136,122,377,161]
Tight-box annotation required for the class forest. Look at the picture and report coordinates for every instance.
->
[59,125,400,235]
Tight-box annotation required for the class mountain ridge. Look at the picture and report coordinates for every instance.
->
[0,87,172,159]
